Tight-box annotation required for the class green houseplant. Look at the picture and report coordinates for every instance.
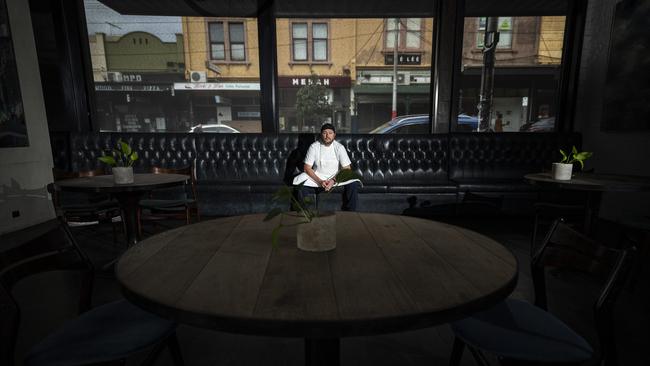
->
[98,139,139,184]
[552,146,592,180]
[264,169,361,251]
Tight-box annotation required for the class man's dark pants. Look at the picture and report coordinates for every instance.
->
[296,181,360,211]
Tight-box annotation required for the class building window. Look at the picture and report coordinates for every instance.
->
[208,21,246,61]
[291,21,329,62]
[312,23,328,61]
[477,17,513,49]
[385,18,422,50]
[292,23,308,61]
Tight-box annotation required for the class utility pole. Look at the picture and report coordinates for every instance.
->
[477,17,499,132]
[391,18,400,120]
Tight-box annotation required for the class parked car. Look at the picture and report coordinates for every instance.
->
[189,124,240,133]
[519,117,555,132]
[369,114,479,133]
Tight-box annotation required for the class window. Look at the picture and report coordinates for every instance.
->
[291,21,328,62]
[277,18,434,134]
[208,20,246,61]
[292,23,308,61]
[312,23,328,61]
[457,16,566,133]
[477,17,513,49]
[385,18,422,50]
[84,0,261,133]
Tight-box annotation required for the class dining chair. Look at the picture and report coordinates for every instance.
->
[48,168,122,242]
[448,219,635,366]
[137,165,200,236]
[0,218,184,366]
[456,191,504,216]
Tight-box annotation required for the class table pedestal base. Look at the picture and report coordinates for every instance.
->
[305,338,339,366]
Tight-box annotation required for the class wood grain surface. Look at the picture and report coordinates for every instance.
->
[54,173,189,193]
[117,212,517,338]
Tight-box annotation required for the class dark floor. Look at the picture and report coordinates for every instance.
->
[12,214,650,366]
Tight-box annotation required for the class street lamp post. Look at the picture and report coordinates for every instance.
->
[477,17,499,132]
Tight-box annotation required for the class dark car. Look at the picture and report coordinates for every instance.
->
[369,114,479,133]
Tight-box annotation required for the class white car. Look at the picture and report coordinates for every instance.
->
[189,124,240,133]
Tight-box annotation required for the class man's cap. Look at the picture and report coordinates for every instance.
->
[320,123,336,133]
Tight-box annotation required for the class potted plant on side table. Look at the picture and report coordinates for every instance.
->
[98,139,139,184]
[265,169,361,252]
[552,146,592,180]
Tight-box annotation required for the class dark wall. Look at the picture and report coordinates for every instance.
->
[574,0,650,220]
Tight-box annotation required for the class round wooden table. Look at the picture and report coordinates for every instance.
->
[116,212,518,366]
[55,173,189,246]
[525,172,650,231]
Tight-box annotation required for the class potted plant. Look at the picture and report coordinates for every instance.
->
[264,169,361,251]
[98,139,139,184]
[552,146,593,180]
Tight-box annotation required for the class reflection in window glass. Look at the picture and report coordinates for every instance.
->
[84,0,261,132]
[456,16,565,133]
[277,18,435,134]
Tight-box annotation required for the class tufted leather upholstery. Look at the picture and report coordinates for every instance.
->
[51,132,580,215]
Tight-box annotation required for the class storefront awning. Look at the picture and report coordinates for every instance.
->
[353,84,430,95]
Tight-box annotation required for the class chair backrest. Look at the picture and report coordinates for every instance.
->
[532,219,636,366]
[0,219,94,366]
[151,164,197,200]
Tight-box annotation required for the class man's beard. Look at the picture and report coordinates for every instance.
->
[321,138,334,146]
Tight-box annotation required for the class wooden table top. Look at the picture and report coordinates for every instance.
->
[525,172,650,192]
[116,212,517,338]
[54,173,189,193]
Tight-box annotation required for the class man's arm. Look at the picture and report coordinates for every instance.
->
[304,163,326,188]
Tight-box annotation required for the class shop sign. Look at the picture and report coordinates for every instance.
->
[384,53,422,65]
[237,111,261,118]
[174,82,261,91]
[278,76,351,88]
[95,84,170,92]
[105,72,185,83]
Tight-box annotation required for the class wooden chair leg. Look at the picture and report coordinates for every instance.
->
[137,207,142,238]
[449,337,465,366]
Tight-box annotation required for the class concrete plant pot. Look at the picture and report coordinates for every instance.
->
[112,167,134,184]
[296,211,336,252]
[552,163,573,181]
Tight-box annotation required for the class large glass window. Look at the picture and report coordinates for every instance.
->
[455,16,566,133]
[83,0,261,133]
[277,18,435,134]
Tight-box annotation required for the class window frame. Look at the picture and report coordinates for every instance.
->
[383,17,425,52]
[289,19,331,64]
[206,18,249,63]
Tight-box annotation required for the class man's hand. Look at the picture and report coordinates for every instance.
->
[323,179,335,191]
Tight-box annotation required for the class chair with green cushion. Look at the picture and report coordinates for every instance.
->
[448,219,635,366]
[0,218,184,366]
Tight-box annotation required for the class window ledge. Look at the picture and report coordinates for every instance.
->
[209,60,252,66]
[471,49,517,54]
[380,50,424,54]
[289,61,333,66]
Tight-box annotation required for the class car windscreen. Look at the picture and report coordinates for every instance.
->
[369,120,396,133]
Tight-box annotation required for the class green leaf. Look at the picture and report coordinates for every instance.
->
[575,151,592,161]
[264,207,283,222]
[120,140,132,156]
[576,159,585,170]
[98,155,117,166]
[559,149,568,163]
[571,146,578,155]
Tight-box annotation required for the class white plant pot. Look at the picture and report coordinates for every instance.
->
[296,212,336,252]
[552,163,573,181]
[112,167,134,184]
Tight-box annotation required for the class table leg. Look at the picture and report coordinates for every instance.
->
[584,191,602,235]
[305,337,340,366]
[115,191,145,247]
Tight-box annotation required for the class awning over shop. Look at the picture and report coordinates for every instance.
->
[174,82,260,91]
[353,84,430,95]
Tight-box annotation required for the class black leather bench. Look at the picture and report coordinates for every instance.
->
[50,131,580,216]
